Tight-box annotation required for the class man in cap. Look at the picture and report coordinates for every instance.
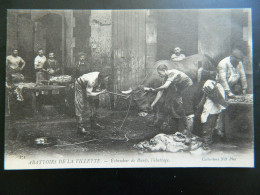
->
[171,47,186,61]
[74,68,111,134]
[43,52,61,78]
[217,49,247,97]
[34,48,47,72]
[73,52,91,79]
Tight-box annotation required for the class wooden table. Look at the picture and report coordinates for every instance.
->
[224,94,253,139]
[14,83,66,114]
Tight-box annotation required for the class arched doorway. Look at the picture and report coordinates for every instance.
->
[34,13,63,67]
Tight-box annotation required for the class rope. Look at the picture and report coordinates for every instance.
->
[118,95,133,131]
[54,92,133,147]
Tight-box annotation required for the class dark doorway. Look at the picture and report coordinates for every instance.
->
[35,14,63,64]
[156,10,199,60]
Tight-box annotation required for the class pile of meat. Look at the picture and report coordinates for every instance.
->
[227,94,253,104]
[134,132,202,153]
[14,82,36,101]
[49,75,72,83]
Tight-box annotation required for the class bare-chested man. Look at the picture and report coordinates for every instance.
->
[75,70,110,134]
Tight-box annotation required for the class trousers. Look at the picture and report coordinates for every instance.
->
[74,81,97,126]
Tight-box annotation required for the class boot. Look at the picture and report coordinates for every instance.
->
[90,117,105,129]
[202,114,217,150]
[77,125,90,135]
[202,128,212,150]
[184,114,194,145]
[76,116,90,135]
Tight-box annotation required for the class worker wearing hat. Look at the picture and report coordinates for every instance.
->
[217,49,247,97]
[73,52,92,79]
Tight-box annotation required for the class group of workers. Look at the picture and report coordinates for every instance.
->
[6,46,248,152]
[6,48,61,85]
[148,49,247,151]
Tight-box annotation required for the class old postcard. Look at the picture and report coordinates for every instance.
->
[4,9,254,169]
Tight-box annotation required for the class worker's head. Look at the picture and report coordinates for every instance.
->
[48,52,55,59]
[78,52,86,62]
[157,64,168,78]
[12,48,18,56]
[38,49,44,56]
[230,49,243,66]
[174,47,181,55]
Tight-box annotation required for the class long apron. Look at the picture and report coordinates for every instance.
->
[74,78,96,119]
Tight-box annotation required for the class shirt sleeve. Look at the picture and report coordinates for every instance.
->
[20,57,25,65]
[34,57,39,69]
[238,62,248,89]
[217,61,230,91]
[166,72,178,83]
[171,54,176,60]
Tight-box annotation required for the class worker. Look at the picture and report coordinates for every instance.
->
[199,79,228,152]
[217,49,247,97]
[73,52,92,80]
[43,52,61,78]
[34,48,47,72]
[34,48,47,83]
[75,69,111,134]
[6,48,26,83]
[171,47,186,61]
[144,64,195,145]
[6,48,26,118]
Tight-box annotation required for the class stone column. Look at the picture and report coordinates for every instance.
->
[145,10,157,72]
[89,10,112,71]
[64,10,75,68]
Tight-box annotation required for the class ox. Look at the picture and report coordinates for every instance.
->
[123,54,217,112]
[122,54,218,142]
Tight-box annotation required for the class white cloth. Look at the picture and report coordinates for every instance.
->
[217,56,247,91]
[77,72,100,88]
[201,80,226,123]
[34,55,47,70]
[171,54,185,61]
[166,69,193,85]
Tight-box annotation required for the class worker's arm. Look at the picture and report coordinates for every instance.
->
[20,57,26,70]
[238,62,248,94]
[153,73,180,92]
[217,62,234,97]
[153,80,172,92]
[34,57,40,70]
[86,84,106,97]
[151,90,164,109]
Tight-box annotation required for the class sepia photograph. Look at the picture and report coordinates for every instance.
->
[4,9,254,169]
